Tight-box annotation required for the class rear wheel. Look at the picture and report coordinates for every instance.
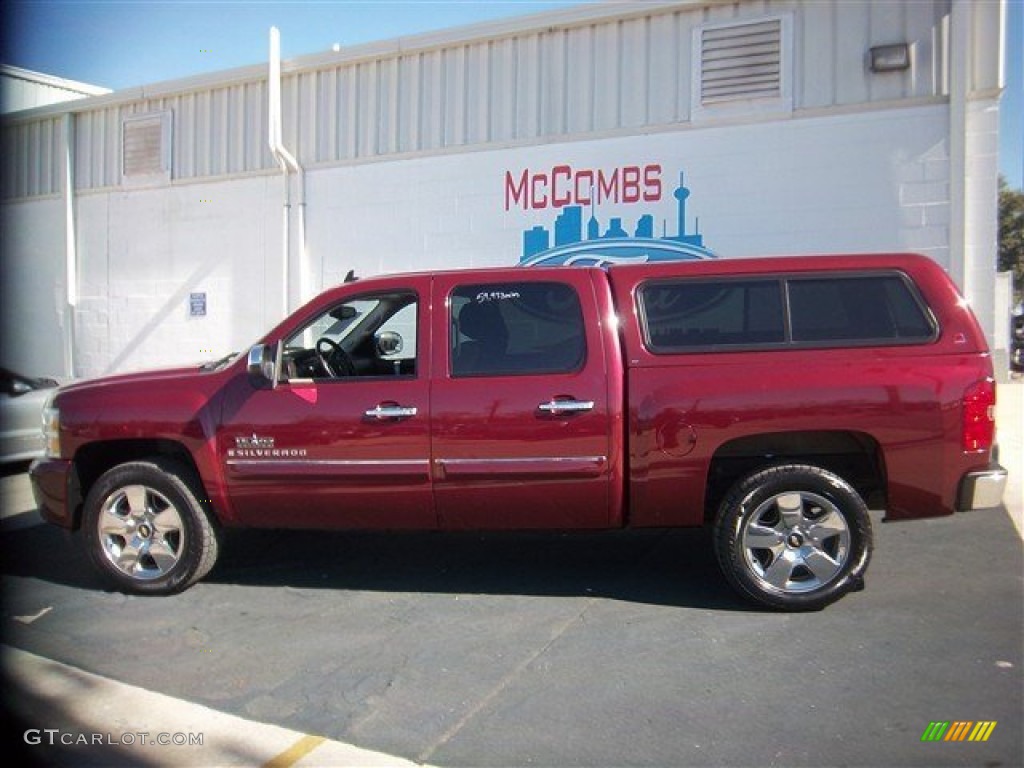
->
[714,464,872,611]
[82,459,220,594]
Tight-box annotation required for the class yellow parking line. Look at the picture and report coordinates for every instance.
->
[262,734,326,768]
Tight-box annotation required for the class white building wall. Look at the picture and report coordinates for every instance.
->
[54,102,959,378]
[0,0,1006,378]
[303,103,952,283]
[67,176,284,377]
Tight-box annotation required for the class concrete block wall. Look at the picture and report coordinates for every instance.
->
[311,102,957,295]
[0,197,67,377]
[962,97,1002,348]
[64,175,284,378]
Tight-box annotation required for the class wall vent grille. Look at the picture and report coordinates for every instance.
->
[122,112,170,180]
[700,19,782,105]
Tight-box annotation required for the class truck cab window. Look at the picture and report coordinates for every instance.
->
[450,281,585,377]
[282,291,418,380]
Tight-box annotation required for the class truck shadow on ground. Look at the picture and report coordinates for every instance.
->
[1,524,755,611]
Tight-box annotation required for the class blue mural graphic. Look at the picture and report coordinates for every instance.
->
[520,172,714,267]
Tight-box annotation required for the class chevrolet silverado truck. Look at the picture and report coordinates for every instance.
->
[30,253,1008,610]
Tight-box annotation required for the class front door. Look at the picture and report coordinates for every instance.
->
[218,285,434,529]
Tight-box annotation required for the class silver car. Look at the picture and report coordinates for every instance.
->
[0,368,61,464]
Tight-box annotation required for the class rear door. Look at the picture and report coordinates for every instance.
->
[430,269,614,529]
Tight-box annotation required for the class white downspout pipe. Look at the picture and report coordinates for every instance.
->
[62,112,77,378]
[268,27,307,314]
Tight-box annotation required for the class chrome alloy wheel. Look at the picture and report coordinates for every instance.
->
[741,491,851,594]
[97,484,185,581]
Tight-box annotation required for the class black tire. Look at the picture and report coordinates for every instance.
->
[714,464,872,611]
[81,458,220,595]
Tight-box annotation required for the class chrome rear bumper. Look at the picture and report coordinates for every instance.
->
[956,464,1008,511]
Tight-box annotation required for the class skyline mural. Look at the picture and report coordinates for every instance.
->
[519,172,714,267]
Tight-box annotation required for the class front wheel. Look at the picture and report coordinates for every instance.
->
[714,464,872,611]
[82,459,220,595]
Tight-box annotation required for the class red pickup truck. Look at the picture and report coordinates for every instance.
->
[30,253,1007,610]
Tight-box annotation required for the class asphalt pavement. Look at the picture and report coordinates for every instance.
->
[1,381,1021,767]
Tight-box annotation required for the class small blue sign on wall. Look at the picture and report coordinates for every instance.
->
[189,292,207,317]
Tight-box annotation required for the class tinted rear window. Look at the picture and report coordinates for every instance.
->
[788,275,935,343]
[640,271,936,353]
[641,280,785,351]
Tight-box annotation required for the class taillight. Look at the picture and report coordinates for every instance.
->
[962,379,996,452]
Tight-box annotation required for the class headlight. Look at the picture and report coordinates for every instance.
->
[42,397,61,459]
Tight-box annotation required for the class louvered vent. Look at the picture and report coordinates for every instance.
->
[700,19,782,105]
[122,113,169,178]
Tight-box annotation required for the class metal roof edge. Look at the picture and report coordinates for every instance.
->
[0,63,112,95]
[2,0,710,121]
[290,0,706,68]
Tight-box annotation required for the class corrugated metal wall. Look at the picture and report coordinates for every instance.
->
[70,82,275,189]
[1,115,63,198]
[1,0,953,200]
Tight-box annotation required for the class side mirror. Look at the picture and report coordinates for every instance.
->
[376,331,404,357]
[247,344,276,385]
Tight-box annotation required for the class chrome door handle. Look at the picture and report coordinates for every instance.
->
[539,399,595,414]
[365,404,418,420]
